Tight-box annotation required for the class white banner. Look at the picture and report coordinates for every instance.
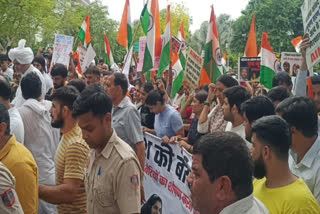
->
[51,34,74,69]
[143,133,199,214]
[81,44,96,73]
[301,0,320,68]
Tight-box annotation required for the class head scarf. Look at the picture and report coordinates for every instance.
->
[8,39,34,65]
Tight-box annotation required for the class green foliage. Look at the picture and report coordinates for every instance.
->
[230,0,304,54]
[188,21,208,55]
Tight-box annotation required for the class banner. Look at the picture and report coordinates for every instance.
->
[81,44,96,73]
[280,52,303,76]
[238,57,261,81]
[51,34,74,69]
[143,133,199,214]
[137,36,163,72]
[183,49,202,89]
[301,0,320,68]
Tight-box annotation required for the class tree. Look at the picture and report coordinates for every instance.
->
[230,0,304,54]
[217,14,233,55]
[188,21,208,55]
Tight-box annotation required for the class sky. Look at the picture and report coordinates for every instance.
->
[101,0,250,32]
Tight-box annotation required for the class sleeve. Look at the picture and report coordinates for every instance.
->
[11,162,38,214]
[197,120,209,134]
[171,111,184,133]
[64,143,89,180]
[294,69,308,96]
[127,108,144,144]
[116,159,141,214]
[312,170,320,205]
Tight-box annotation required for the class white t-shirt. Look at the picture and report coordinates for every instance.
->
[43,72,53,93]
[225,122,252,149]
[8,106,24,145]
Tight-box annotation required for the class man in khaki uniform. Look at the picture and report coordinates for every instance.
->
[72,85,142,214]
[0,162,23,214]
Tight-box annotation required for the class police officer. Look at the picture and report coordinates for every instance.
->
[0,162,23,214]
[73,85,142,214]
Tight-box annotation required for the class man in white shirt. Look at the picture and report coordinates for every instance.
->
[8,39,46,107]
[18,72,59,213]
[187,132,269,214]
[0,76,24,144]
[276,96,320,204]
[222,85,251,148]
[0,55,13,80]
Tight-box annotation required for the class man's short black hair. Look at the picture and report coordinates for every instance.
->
[51,86,80,112]
[72,84,112,118]
[67,79,86,93]
[195,90,208,104]
[276,96,318,138]
[252,115,291,160]
[102,71,112,77]
[113,73,128,96]
[241,96,275,123]
[145,90,165,106]
[142,82,154,94]
[194,132,254,200]
[200,84,209,93]
[272,71,292,87]
[217,74,239,88]
[84,66,100,77]
[267,86,291,104]
[0,102,10,135]
[21,72,42,100]
[51,63,68,78]
[223,86,251,113]
[311,76,320,85]
[0,77,11,101]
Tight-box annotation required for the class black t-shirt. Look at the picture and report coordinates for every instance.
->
[187,117,203,146]
[139,104,155,129]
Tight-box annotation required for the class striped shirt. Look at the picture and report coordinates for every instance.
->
[55,125,89,214]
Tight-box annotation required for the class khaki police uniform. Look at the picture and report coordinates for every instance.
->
[85,129,143,214]
[0,162,23,214]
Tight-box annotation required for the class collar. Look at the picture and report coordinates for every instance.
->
[220,194,254,214]
[115,96,130,109]
[23,65,35,76]
[100,129,118,160]
[63,124,80,137]
[0,135,16,160]
[292,136,320,168]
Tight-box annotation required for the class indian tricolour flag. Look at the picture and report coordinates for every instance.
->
[171,22,186,98]
[117,0,132,50]
[104,32,114,66]
[199,5,225,85]
[78,15,92,47]
[158,5,171,77]
[141,0,162,74]
[291,36,302,53]
[260,32,278,89]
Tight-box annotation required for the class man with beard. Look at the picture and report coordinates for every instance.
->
[276,96,320,204]
[251,115,320,213]
[240,96,275,142]
[39,86,89,214]
[8,39,47,107]
[223,85,251,148]
[46,63,68,100]
[187,132,269,214]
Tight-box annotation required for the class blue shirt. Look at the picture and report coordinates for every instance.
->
[154,105,183,138]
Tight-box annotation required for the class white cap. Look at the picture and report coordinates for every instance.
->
[8,39,34,65]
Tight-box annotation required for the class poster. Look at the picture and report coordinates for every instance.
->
[51,34,74,69]
[143,133,199,214]
[80,44,96,73]
[137,36,163,72]
[183,48,202,89]
[280,52,303,76]
[238,57,261,81]
[301,0,320,68]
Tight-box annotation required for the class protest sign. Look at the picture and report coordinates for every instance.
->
[183,49,202,89]
[51,34,74,69]
[143,133,198,214]
[80,44,96,73]
[281,52,303,76]
[238,57,261,81]
[301,0,320,68]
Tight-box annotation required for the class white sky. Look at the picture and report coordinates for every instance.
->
[101,0,249,32]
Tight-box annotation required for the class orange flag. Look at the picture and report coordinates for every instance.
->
[245,13,258,57]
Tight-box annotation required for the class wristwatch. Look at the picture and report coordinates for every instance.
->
[203,101,210,107]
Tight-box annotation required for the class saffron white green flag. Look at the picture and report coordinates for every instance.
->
[158,5,171,77]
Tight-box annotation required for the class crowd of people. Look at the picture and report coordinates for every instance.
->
[0,35,319,214]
